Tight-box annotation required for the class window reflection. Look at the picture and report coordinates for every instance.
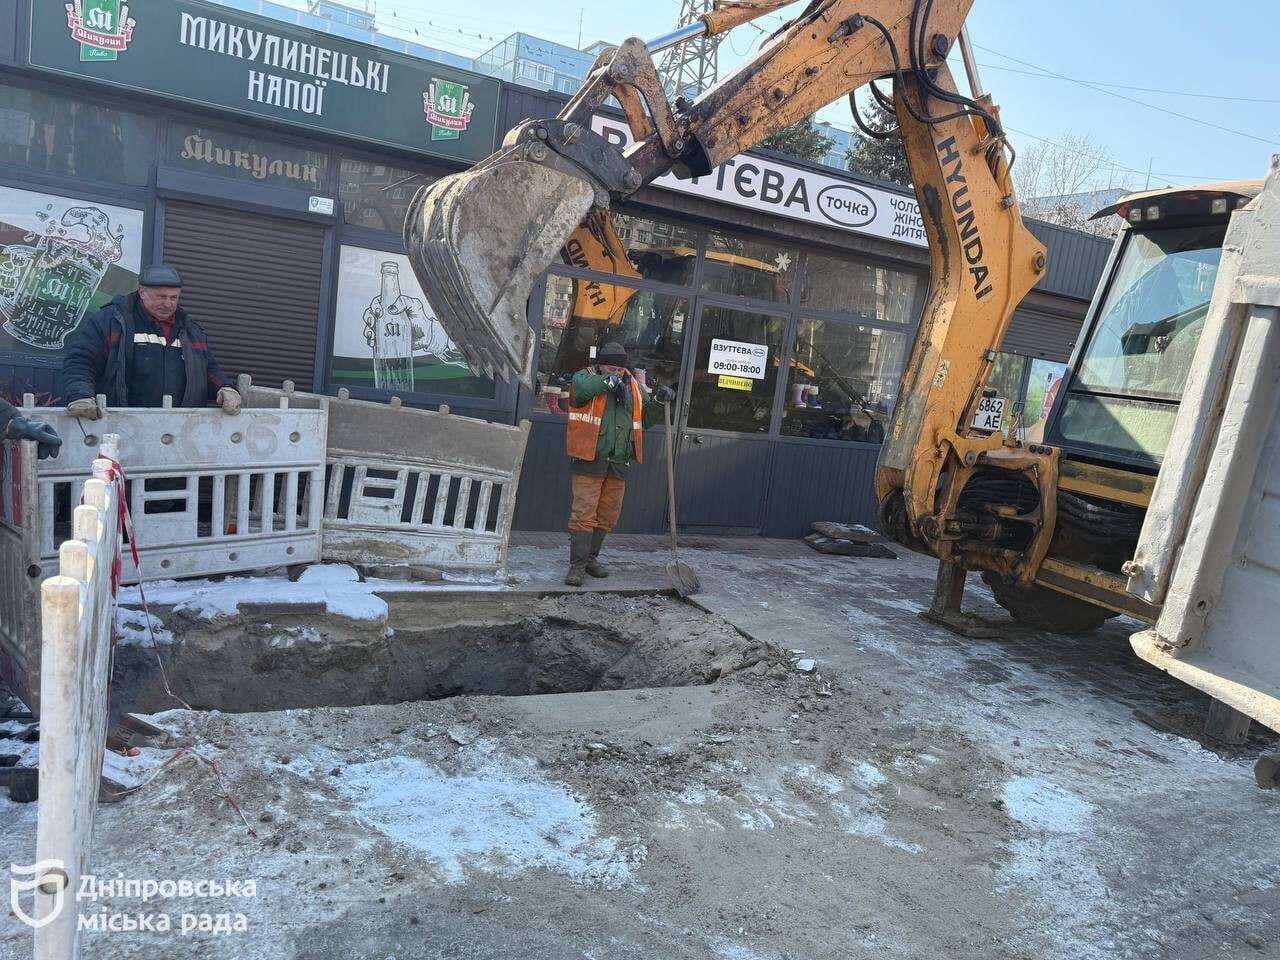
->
[702,229,796,303]
[800,252,919,323]
[559,209,700,286]
[537,274,687,416]
[686,305,785,434]
[0,82,155,186]
[339,158,433,232]
[780,320,906,442]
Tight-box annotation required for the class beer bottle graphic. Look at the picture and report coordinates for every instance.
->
[366,262,416,392]
[1,205,122,351]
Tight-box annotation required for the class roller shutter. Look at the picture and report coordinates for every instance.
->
[161,201,325,391]
[1001,303,1084,363]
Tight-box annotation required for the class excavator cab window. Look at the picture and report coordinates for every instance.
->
[1049,221,1227,466]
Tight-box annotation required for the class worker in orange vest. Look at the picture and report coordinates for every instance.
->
[564,341,673,586]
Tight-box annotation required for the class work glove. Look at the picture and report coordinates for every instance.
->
[217,387,242,416]
[4,416,63,460]
[602,374,622,392]
[652,385,676,404]
[66,397,103,421]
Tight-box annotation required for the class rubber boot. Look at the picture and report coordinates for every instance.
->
[564,531,590,587]
[585,529,610,578]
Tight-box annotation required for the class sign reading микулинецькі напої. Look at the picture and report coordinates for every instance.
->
[27,0,499,164]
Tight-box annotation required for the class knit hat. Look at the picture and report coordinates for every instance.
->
[597,341,628,366]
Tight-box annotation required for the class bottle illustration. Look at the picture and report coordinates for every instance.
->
[1,204,125,351]
[363,261,423,392]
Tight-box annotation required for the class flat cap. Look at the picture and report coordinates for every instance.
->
[139,264,183,288]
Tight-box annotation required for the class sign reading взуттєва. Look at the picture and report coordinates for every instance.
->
[26,0,499,164]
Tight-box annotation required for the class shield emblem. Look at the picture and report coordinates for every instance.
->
[9,860,68,930]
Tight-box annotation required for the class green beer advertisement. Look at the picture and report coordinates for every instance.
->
[30,0,498,162]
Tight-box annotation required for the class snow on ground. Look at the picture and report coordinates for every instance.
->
[332,743,643,889]
[114,563,516,624]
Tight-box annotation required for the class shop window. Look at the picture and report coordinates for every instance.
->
[780,320,906,443]
[559,210,699,286]
[702,229,797,304]
[981,351,1068,440]
[167,123,329,192]
[983,351,1029,434]
[0,185,143,357]
[0,82,156,186]
[1023,358,1068,441]
[686,304,785,435]
[339,158,434,232]
[536,274,687,416]
[799,251,919,323]
[330,244,495,400]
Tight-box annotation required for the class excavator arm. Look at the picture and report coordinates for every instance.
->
[407,0,1050,580]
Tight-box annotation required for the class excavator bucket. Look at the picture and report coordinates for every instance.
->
[403,159,596,384]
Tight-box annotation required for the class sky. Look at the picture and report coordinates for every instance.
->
[297,0,1280,189]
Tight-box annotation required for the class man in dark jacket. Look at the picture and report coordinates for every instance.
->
[0,397,62,459]
[61,265,240,419]
[564,341,673,586]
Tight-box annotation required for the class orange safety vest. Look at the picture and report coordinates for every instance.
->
[566,377,645,464]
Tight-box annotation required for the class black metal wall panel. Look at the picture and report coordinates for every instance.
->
[1001,293,1089,363]
[762,441,881,539]
[512,419,671,534]
[0,361,58,404]
[674,434,772,533]
[0,2,18,66]
[162,200,326,392]
[1025,220,1112,302]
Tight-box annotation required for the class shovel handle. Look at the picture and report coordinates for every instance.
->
[663,400,680,560]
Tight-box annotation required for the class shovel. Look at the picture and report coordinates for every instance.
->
[662,400,701,597]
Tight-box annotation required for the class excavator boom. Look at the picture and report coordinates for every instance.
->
[403,0,1041,388]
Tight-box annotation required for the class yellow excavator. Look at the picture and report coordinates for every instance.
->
[404,0,1280,740]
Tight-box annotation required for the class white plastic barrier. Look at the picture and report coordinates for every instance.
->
[243,379,531,574]
[21,394,327,584]
[32,455,122,958]
[0,437,40,711]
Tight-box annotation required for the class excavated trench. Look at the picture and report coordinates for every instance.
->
[110,593,776,716]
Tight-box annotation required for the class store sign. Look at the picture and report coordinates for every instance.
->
[174,130,325,187]
[28,0,499,163]
[0,186,143,354]
[66,0,137,61]
[708,338,768,380]
[593,117,927,248]
[717,375,753,392]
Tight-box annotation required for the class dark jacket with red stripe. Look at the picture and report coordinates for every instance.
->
[61,293,229,408]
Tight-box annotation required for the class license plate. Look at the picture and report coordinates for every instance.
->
[972,395,1006,432]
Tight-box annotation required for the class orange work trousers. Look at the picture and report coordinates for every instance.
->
[568,473,627,533]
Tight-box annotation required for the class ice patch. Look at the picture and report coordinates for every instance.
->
[834,801,924,854]
[334,753,640,887]
[1002,776,1094,834]
[114,607,175,647]
[854,761,887,788]
[119,567,388,623]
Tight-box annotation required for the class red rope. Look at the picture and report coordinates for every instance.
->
[85,456,253,836]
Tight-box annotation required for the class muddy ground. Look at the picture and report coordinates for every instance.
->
[2,545,1277,960]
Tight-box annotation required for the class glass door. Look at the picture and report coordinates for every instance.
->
[672,301,788,533]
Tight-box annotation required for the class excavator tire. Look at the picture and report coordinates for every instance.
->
[980,571,1118,635]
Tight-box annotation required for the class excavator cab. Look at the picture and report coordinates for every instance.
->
[1045,185,1257,470]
